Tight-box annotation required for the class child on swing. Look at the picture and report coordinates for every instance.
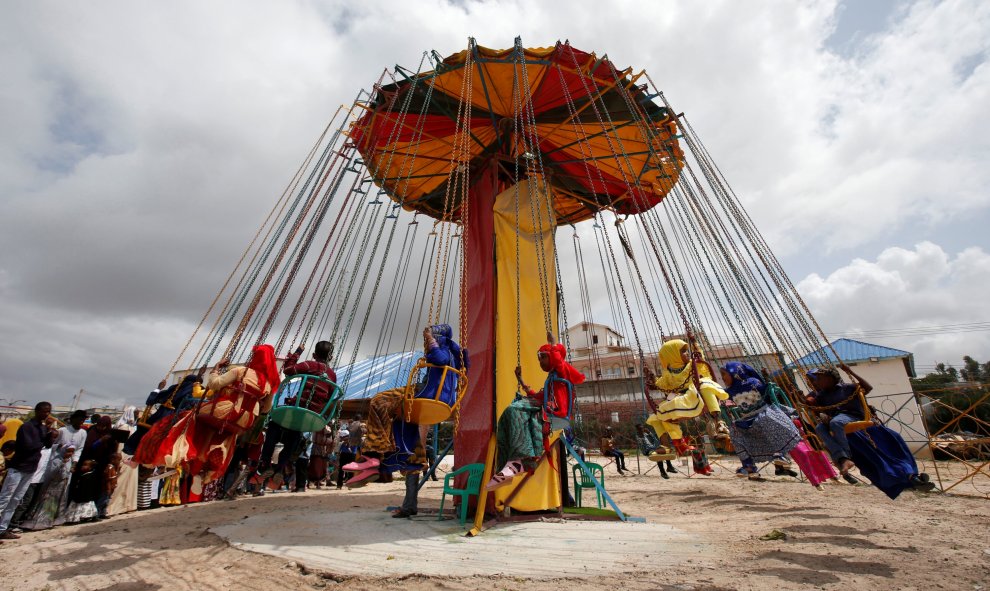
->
[643,338,727,475]
[343,325,466,520]
[487,331,585,491]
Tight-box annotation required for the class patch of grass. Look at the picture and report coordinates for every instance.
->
[561,506,620,518]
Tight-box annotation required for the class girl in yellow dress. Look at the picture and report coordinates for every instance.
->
[644,339,728,474]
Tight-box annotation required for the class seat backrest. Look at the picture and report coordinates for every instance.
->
[765,382,788,406]
[543,375,575,419]
[573,462,603,485]
[463,463,485,492]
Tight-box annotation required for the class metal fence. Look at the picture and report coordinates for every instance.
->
[872,388,990,499]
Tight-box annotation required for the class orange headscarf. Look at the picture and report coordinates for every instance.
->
[248,344,280,392]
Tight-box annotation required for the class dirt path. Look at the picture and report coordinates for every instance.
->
[1,466,988,591]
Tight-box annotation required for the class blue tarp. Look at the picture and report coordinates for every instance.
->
[334,350,420,401]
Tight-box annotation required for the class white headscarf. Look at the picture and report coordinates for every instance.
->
[114,405,137,431]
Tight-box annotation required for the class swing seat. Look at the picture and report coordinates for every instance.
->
[807,386,874,435]
[543,375,576,433]
[270,374,343,432]
[648,449,676,462]
[844,387,874,434]
[402,359,468,426]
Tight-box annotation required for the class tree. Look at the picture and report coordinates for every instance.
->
[961,356,990,383]
[911,362,959,394]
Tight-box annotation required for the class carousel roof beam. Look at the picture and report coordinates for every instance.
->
[376,172,451,182]
[536,70,625,142]
[369,107,457,152]
[473,45,503,151]
[473,57,554,66]
[548,169,647,193]
[414,82,488,151]
[373,151,461,164]
[549,185,610,215]
[542,119,641,156]
[548,149,653,165]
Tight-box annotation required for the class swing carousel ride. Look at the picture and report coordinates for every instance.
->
[147,38,863,524]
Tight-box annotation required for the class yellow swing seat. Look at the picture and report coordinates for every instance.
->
[648,449,677,462]
[402,358,468,426]
[842,390,874,434]
[806,386,874,435]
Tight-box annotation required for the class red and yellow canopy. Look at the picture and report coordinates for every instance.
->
[350,41,684,224]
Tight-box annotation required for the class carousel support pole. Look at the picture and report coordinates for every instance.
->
[456,158,500,472]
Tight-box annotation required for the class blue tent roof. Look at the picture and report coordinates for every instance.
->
[790,338,915,376]
[334,351,420,400]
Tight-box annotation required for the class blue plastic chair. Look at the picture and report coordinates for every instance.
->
[572,462,605,509]
[438,463,485,526]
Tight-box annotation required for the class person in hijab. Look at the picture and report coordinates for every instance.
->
[486,331,585,499]
[114,406,138,433]
[80,415,116,467]
[126,375,203,457]
[347,326,467,519]
[254,341,336,489]
[191,345,280,498]
[519,332,586,431]
[806,365,935,498]
[643,339,727,474]
[151,345,279,502]
[720,362,802,480]
[308,424,334,488]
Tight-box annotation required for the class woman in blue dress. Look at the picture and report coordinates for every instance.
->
[720,362,801,480]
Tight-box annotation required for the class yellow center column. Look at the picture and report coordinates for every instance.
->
[492,178,561,512]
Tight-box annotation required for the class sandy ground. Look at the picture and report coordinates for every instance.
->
[1,457,989,591]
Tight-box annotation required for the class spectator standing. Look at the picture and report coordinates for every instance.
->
[0,402,57,540]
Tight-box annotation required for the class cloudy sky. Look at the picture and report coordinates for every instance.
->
[1,0,988,407]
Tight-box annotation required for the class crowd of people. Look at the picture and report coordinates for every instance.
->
[0,406,130,540]
[0,330,937,543]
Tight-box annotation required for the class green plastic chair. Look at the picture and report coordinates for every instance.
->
[572,462,605,509]
[438,463,485,526]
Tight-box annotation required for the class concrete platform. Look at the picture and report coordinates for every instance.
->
[211,508,709,578]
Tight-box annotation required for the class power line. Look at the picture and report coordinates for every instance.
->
[828,321,990,339]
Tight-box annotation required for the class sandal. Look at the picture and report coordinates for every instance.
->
[841,472,861,485]
[345,467,380,488]
[343,457,380,472]
[486,460,524,491]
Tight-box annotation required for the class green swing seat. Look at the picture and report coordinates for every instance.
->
[269,374,344,432]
